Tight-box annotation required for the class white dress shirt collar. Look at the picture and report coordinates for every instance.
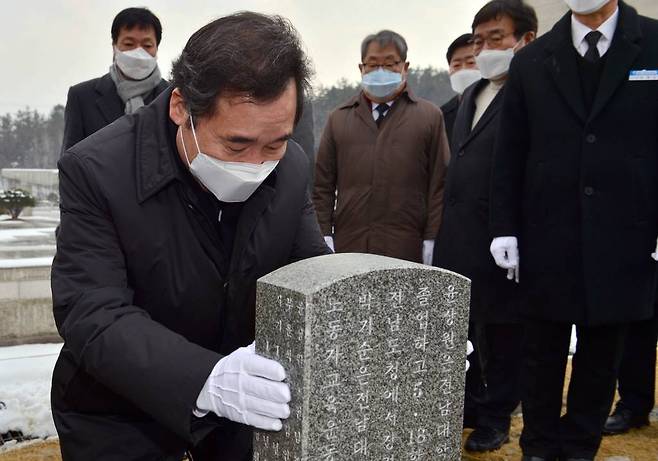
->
[571,7,619,58]
[371,100,394,120]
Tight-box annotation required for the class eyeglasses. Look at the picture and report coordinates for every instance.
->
[361,60,402,72]
[472,32,515,50]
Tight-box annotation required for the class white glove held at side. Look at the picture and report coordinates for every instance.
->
[195,342,291,431]
[422,240,435,265]
[324,236,335,252]
[466,340,474,372]
[490,236,520,283]
[651,236,658,261]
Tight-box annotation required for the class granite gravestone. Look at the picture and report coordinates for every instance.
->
[253,253,470,461]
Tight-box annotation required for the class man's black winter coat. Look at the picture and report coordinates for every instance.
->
[51,88,330,459]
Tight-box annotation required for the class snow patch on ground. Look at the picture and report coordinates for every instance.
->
[0,343,62,438]
[0,256,53,268]
[0,227,56,243]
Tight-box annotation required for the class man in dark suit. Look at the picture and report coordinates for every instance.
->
[604,302,657,434]
[61,7,168,152]
[489,1,658,459]
[440,33,480,145]
[433,0,537,453]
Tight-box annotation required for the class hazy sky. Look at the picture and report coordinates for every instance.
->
[0,0,488,115]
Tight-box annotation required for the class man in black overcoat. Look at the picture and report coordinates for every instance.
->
[61,7,169,152]
[434,0,537,453]
[441,33,480,145]
[51,12,330,460]
[489,1,658,459]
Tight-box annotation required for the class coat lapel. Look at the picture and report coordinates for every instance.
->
[456,80,488,151]
[544,14,588,124]
[355,92,379,133]
[589,3,642,122]
[229,181,276,274]
[95,73,124,124]
[465,87,503,145]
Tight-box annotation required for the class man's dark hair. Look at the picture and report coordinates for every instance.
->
[361,30,408,62]
[171,11,312,124]
[472,0,538,38]
[446,33,474,64]
[111,8,163,45]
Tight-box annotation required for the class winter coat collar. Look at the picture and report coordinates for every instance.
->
[543,0,642,123]
[338,85,419,110]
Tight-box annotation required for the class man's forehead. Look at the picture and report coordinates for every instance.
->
[474,15,514,35]
[451,46,475,61]
[364,42,401,60]
[117,25,156,40]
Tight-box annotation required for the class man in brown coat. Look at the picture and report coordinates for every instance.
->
[313,30,449,264]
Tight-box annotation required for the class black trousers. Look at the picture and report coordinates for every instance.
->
[520,321,627,459]
[615,311,658,416]
[464,321,487,426]
[472,322,524,431]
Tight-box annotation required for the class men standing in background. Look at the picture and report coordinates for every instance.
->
[433,0,537,453]
[313,30,449,264]
[489,0,658,459]
[61,7,168,152]
[441,33,481,144]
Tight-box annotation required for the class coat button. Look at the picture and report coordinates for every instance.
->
[449,197,456,205]
[586,134,596,143]
[457,150,464,157]
[584,186,594,196]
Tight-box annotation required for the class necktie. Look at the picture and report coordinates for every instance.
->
[375,104,389,127]
[584,30,602,63]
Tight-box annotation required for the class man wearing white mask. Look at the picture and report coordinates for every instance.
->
[489,0,658,459]
[51,12,330,460]
[61,7,168,152]
[433,0,536,453]
[314,30,449,265]
[441,33,481,145]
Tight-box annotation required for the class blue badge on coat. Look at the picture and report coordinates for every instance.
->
[629,70,658,81]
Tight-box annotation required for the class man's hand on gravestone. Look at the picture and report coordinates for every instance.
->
[324,236,335,252]
[465,340,474,372]
[422,240,435,265]
[194,342,291,431]
[490,236,520,283]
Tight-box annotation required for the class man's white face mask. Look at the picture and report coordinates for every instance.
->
[179,114,279,203]
[450,69,482,94]
[564,0,609,15]
[114,46,157,80]
[475,38,525,80]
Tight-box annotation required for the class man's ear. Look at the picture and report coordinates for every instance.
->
[403,62,410,72]
[524,31,537,44]
[169,88,188,126]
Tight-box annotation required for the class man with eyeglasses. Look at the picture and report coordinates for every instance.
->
[314,30,449,265]
[489,0,658,459]
[433,0,537,454]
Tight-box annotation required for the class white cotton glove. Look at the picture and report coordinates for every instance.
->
[324,236,335,252]
[652,236,658,261]
[195,342,291,431]
[465,340,474,372]
[490,236,520,283]
[422,240,435,265]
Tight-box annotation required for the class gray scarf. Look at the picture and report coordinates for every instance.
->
[109,64,162,114]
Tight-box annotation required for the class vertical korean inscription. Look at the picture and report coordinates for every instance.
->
[254,289,305,461]
[313,294,343,460]
[433,283,461,460]
[352,290,374,458]
[406,284,432,461]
